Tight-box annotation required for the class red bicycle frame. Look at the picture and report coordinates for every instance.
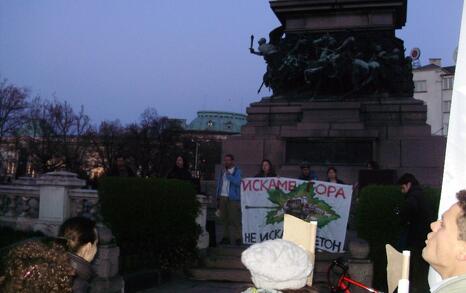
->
[328,258,384,293]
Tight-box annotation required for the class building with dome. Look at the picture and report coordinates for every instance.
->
[186,111,247,133]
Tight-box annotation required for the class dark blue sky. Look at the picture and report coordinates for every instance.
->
[0,0,463,123]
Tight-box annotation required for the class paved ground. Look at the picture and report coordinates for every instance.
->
[139,277,252,293]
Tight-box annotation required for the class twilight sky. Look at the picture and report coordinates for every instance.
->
[0,0,463,123]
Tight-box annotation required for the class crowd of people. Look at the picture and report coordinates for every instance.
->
[2,154,466,292]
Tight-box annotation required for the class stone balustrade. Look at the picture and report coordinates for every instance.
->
[0,172,124,293]
[0,172,97,234]
[69,189,99,219]
[0,185,40,218]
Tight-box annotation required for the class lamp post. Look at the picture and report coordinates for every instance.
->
[194,141,199,178]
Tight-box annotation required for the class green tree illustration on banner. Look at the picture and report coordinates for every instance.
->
[266,182,340,228]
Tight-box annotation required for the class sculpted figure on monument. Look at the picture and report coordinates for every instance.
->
[249,29,414,99]
[249,26,285,94]
[304,35,355,95]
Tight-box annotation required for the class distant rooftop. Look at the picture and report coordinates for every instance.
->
[413,58,455,75]
[186,111,247,133]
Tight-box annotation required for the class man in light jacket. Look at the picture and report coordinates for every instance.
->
[423,190,466,292]
[216,154,242,245]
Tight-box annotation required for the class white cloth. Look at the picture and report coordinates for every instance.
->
[242,288,281,293]
[430,276,458,292]
[220,167,235,197]
[241,239,313,290]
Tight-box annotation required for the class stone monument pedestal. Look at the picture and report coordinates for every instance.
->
[224,98,445,186]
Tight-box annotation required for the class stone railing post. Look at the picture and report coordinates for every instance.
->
[348,238,374,293]
[34,171,85,236]
[91,224,124,293]
[196,194,210,250]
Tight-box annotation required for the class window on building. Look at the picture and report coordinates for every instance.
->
[444,112,450,124]
[442,77,454,90]
[207,120,214,128]
[414,80,427,92]
[443,100,452,112]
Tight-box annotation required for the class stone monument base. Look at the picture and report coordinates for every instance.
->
[223,98,445,186]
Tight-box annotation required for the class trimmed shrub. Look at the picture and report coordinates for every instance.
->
[98,177,200,272]
[356,185,440,290]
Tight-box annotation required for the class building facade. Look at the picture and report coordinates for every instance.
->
[186,111,247,133]
[413,58,455,136]
[181,111,247,179]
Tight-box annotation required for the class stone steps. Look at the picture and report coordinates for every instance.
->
[204,254,246,270]
[189,245,347,288]
[207,245,247,257]
[202,252,343,274]
[189,267,252,283]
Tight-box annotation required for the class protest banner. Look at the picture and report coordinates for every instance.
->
[241,177,352,253]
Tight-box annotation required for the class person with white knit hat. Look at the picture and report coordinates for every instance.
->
[241,239,313,292]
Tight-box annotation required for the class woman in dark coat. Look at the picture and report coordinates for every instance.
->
[167,155,192,181]
[57,217,98,293]
[397,173,435,293]
[255,159,278,177]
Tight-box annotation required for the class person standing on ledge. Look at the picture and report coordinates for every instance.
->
[326,167,345,184]
[255,159,278,177]
[167,155,192,181]
[109,156,135,177]
[298,161,317,181]
[423,190,466,292]
[216,154,242,245]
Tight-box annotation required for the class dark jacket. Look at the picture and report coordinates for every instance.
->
[400,186,436,249]
[167,167,192,181]
[299,171,318,181]
[255,170,278,178]
[327,178,345,184]
[68,253,93,293]
[109,166,135,177]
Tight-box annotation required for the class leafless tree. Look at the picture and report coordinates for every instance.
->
[90,119,126,174]
[0,79,28,141]
[122,108,184,177]
[25,97,93,175]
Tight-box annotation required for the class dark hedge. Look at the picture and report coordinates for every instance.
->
[98,177,200,272]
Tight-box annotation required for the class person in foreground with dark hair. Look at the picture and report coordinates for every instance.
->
[397,173,435,293]
[57,217,98,293]
[0,239,74,293]
[423,190,466,292]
